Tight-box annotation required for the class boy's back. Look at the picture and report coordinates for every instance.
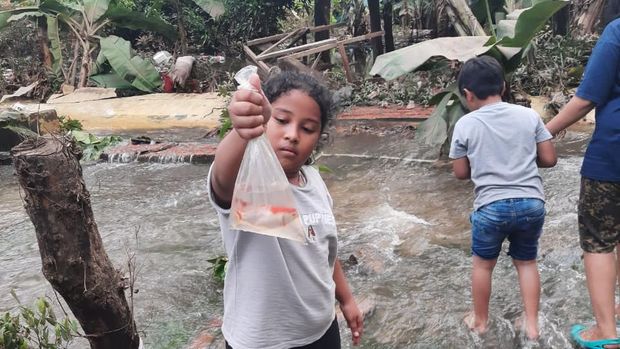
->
[450,101,552,210]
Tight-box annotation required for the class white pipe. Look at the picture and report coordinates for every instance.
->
[317,153,436,163]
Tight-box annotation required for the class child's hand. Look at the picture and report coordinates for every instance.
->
[228,74,272,140]
[554,129,567,140]
[340,299,364,345]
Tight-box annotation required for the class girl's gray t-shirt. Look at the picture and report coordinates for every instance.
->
[207,165,337,349]
[449,102,553,210]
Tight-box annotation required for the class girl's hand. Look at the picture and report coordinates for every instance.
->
[340,299,363,345]
[227,74,272,140]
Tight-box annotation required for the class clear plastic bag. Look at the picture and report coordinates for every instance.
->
[229,66,306,243]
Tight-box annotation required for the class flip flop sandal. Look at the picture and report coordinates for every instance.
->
[571,324,620,349]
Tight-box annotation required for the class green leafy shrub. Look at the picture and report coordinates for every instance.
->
[70,131,122,161]
[207,256,228,282]
[57,116,83,132]
[512,29,597,96]
[0,295,79,349]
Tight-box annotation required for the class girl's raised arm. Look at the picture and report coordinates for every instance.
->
[211,75,271,207]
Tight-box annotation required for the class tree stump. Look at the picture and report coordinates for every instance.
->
[11,136,139,349]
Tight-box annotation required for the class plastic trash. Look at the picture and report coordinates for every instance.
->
[229,66,306,243]
[11,102,26,112]
[153,51,173,66]
[207,55,226,64]
[2,69,14,82]
[169,56,195,87]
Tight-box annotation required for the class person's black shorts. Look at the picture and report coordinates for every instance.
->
[225,317,341,349]
[579,177,620,253]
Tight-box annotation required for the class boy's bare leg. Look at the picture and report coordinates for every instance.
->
[513,259,540,340]
[468,256,497,334]
[580,251,618,343]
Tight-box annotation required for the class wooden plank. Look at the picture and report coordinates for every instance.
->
[340,31,385,45]
[287,28,310,48]
[247,33,289,47]
[311,54,322,70]
[246,23,345,47]
[277,32,385,62]
[242,45,270,75]
[309,22,346,33]
[257,38,337,61]
[278,42,339,61]
[261,28,304,56]
[337,43,354,83]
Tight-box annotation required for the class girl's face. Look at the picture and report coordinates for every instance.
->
[265,89,322,179]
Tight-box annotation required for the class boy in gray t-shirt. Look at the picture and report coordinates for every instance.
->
[448,56,557,340]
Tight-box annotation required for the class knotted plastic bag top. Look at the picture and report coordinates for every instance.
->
[229,66,306,243]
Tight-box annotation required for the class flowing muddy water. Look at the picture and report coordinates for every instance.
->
[0,129,594,348]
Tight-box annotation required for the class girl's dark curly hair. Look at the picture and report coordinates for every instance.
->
[262,71,333,134]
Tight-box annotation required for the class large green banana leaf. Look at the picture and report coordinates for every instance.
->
[83,0,110,24]
[98,35,161,92]
[192,0,225,18]
[89,73,133,89]
[47,16,63,79]
[468,0,504,25]
[104,6,176,40]
[0,7,40,30]
[495,1,568,47]
[39,0,78,18]
[416,93,452,146]
[6,11,45,22]
[369,36,492,81]
[89,51,133,89]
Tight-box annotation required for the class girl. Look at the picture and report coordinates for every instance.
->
[208,71,363,349]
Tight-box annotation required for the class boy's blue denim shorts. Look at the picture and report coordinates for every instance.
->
[470,198,546,261]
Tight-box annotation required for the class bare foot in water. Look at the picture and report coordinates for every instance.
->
[464,311,488,334]
[515,316,539,341]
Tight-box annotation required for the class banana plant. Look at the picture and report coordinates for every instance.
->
[0,0,176,89]
[91,35,162,92]
[369,0,568,156]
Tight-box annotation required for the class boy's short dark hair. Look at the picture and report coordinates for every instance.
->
[457,56,505,100]
[262,71,333,133]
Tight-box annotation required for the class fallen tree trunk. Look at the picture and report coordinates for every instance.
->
[11,136,139,349]
[444,0,486,36]
[572,0,606,35]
